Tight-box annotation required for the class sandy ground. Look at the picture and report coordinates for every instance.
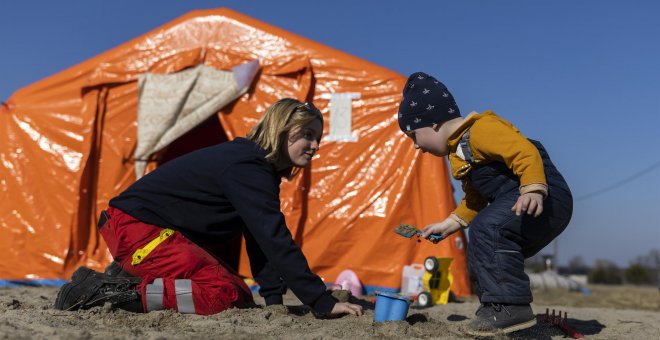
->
[1,284,658,339]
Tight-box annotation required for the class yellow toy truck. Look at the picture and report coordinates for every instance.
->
[402,256,453,308]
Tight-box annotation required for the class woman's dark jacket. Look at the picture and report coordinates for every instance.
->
[110,137,335,315]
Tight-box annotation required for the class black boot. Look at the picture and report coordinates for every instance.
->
[55,266,143,312]
[104,261,132,277]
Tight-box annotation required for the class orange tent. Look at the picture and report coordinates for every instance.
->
[0,8,470,296]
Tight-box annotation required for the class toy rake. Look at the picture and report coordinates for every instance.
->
[393,224,443,244]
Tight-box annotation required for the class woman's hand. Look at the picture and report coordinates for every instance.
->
[328,302,363,317]
[512,192,544,217]
[420,217,462,240]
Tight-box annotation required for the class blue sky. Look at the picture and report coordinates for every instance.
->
[1,1,658,267]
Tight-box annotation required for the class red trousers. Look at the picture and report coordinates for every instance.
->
[99,207,253,315]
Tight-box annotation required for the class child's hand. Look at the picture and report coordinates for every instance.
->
[512,192,544,217]
[328,302,364,317]
[420,217,462,240]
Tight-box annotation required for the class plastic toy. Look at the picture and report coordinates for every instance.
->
[373,291,413,322]
[544,309,584,339]
[401,256,454,308]
[334,269,363,297]
[393,224,443,243]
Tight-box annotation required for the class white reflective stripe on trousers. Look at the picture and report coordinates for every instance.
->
[145,278,164,311]
[175,279,195,314]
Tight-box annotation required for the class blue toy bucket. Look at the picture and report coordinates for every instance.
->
[374,292,411,322]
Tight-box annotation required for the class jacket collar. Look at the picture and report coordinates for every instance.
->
[447,111,496,151]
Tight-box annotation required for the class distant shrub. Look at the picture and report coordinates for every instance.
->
[560,256,590,276]
[589,260,623,285]
[624,263,652,285]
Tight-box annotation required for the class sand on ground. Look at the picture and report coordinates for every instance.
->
[1,284,658,339]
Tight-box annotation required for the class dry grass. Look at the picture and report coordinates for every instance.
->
[531,284,660,311]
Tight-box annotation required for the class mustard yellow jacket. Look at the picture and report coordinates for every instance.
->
[447,111,548,226]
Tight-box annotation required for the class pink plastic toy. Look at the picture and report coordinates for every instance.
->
[334,269,363,297]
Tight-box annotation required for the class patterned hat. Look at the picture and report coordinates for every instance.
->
[398,72,460,132]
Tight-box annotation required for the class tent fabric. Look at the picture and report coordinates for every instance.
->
[134,60,259,178]
[0,279,68,288]
[0,8,471,296]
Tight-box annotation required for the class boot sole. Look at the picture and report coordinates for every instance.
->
[464,318,537,337]
[500,318,537,334]
[54,267,95,310]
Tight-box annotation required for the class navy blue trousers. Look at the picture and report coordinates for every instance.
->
[466,140,572,304]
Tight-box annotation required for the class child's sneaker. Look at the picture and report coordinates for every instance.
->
[463,303,536,336]
[474,302,494,317]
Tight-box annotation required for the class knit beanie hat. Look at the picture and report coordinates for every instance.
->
[398,72,461,132]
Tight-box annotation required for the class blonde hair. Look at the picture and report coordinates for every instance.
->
[247,98,324,173]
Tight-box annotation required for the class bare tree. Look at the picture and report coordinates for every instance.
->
[642,249,660,286]
[590,259,623,284]
[630,249,659,286]
[567,255,589,275]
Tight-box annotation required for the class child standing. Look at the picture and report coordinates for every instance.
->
[397,72,573,336]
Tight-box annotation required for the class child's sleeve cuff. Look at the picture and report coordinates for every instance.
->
[520,183,548,197]
[450,213,469,228]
